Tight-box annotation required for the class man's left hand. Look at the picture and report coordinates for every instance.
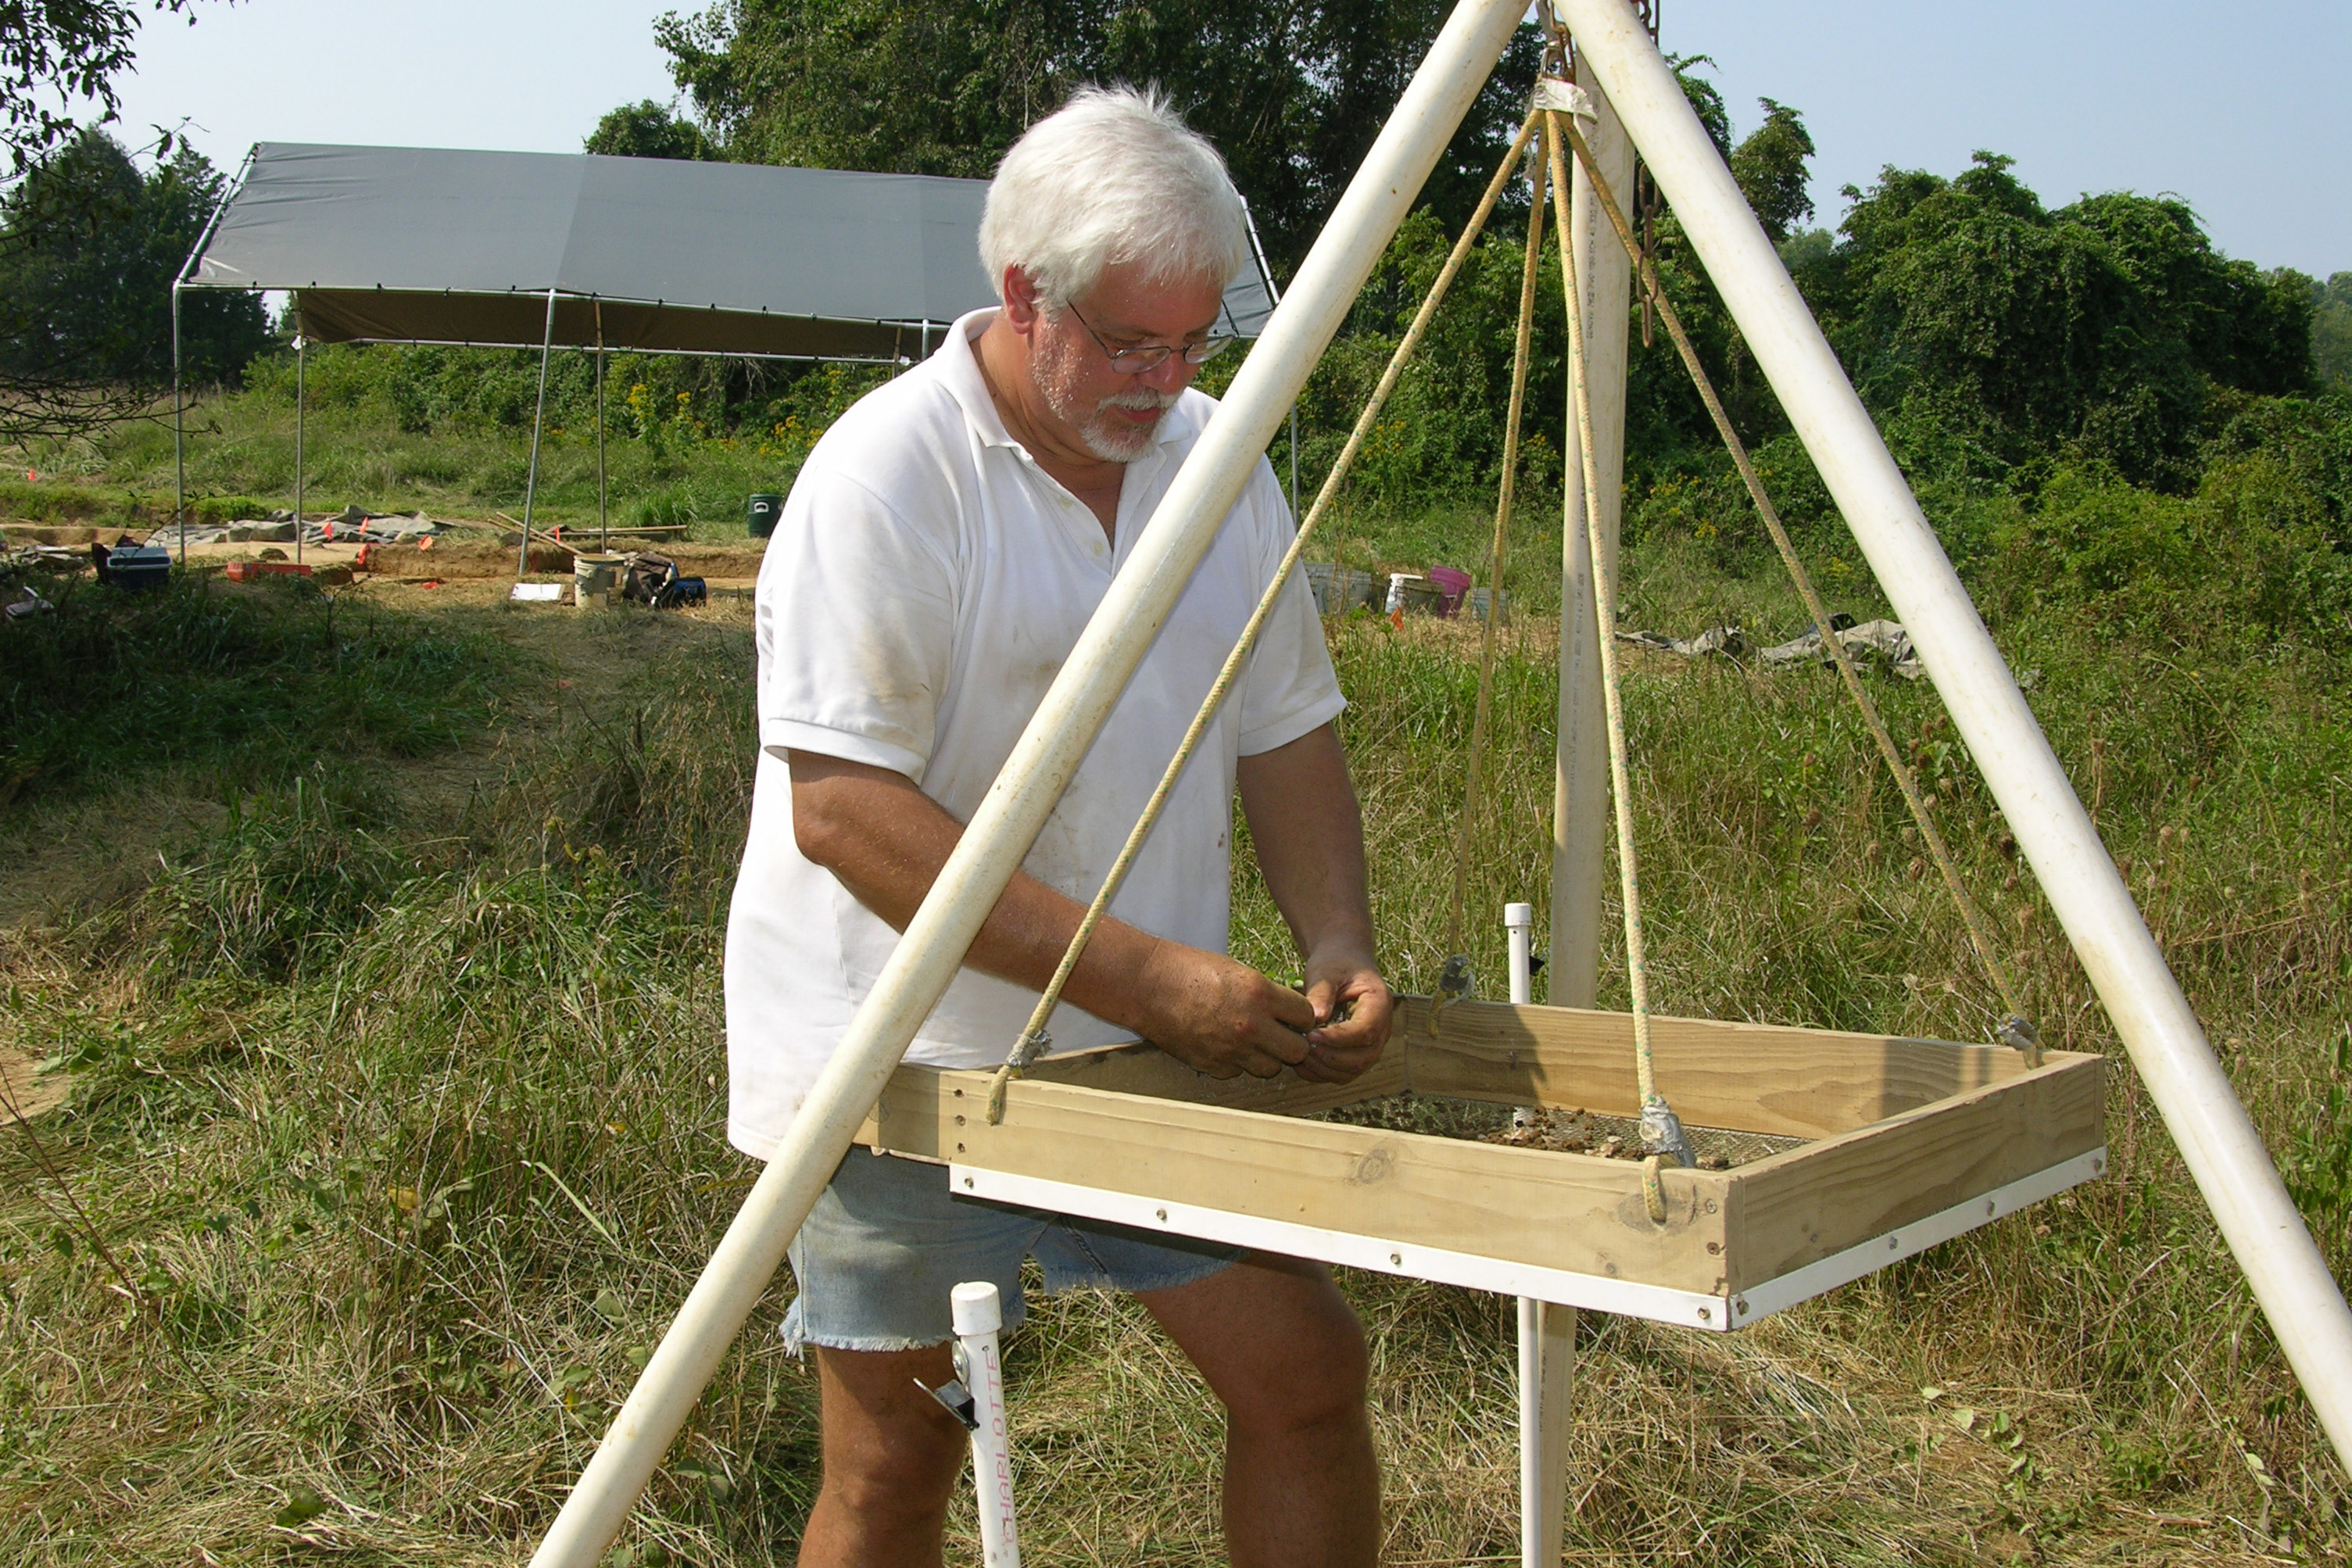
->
[1294,947,1392,1084]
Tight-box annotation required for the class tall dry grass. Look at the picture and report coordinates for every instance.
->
[1,569,2346,1565]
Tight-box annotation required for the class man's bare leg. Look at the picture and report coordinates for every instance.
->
[797,1342,969,1568]
[1140,1254,1380,1568]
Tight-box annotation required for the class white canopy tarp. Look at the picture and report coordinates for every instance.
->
[184,143,1281,360]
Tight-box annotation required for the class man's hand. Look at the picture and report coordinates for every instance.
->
[1237,725,1391,1087]
[1127,943,1319,1079]
[1295,946,1393,1084]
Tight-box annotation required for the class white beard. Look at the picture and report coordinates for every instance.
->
[1034,323,1176,461]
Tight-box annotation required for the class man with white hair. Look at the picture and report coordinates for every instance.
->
[725,85,1388,1566]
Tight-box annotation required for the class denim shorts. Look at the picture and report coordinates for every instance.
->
[782,1147,1242,1352]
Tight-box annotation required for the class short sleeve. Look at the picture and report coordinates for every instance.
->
[755,462,958,780]
[1234,464,1347,756]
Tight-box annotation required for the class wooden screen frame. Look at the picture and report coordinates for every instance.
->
[856,997,2105,1327]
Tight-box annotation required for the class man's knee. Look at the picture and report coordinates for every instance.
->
[813,1346,970,1515]
[821,1435,963,1510]
[1222,1288,1371,1436]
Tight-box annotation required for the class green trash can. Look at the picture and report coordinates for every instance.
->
[748,493,784,538]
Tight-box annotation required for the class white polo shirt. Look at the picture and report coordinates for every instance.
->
[723,308,1344,1159]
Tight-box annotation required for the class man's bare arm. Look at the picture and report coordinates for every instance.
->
[788,750,1318,1079]
[1237,723,1394,1083]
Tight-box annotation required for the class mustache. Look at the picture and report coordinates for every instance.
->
[1097,388,1177,413]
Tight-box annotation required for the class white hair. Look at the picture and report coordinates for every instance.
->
[979,85,1250,309]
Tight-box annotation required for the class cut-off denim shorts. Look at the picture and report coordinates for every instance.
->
[782,1147,1242,1352]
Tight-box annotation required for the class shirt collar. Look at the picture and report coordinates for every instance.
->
[933,305,1205,456]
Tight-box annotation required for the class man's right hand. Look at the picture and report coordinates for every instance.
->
[1128,940,1320,1079]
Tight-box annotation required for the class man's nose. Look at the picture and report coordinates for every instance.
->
[1138,353,1194,396]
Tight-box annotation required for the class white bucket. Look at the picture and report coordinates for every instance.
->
[573,553,626,608]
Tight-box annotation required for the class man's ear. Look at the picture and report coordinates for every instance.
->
[1001,266,1046,334]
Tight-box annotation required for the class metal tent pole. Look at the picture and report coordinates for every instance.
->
[172,285,186,564]
[165,149,249,570]
[517,287,559,578]
[293,335,306,567]
[525,4,1530,1561]
[595,302,607,554]
[1559,0,2352,1472]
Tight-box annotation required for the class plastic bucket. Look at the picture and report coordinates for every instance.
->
[573,552,626,608]
[748,493,784,538]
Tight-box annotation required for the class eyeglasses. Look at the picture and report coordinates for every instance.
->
[1063,300,1235,374]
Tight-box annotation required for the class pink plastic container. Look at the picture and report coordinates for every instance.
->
[1427,565,1473,618]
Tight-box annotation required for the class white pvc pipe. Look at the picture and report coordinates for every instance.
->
[294,336,306,567]
[954,1282,1020,1568]
[1506,900,1550,1567]
[1557,0,2352,1471]
[1548,71,1635,1011]
[526,5,1530,1560]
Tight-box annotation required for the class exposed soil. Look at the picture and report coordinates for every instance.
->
[0,1044,68,1122]
[1484,1105,1804,1169]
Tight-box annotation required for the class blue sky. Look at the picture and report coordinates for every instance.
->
[108,0,2349,278]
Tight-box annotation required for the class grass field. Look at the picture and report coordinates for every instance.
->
[2,492,2346,1566]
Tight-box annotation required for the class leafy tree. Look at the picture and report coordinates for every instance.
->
[2314,272,2352,388]
[4,0,231,443]
[2,0,224,174]
[1802,152,2314,489]
[585,100,714,160]
[0,130,267,438]
[652,0,1542,275]
[1666,52,1729,159]
[1728,97,1813,243]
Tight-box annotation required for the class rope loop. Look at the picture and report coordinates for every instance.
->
[984,1027,1052,1126]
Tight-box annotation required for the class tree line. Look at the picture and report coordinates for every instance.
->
[4,0,2345,627]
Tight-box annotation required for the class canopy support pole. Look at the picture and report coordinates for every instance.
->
[517,287,558,578]
[1559,0,2352,1472]
[595,302,607,554]
[166,163,242,569]
[524,4,1529,1561]
[171,285,186,565]
[294,336,306,567]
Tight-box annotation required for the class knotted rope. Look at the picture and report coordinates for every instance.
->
[1543,110,1691,1222]
[1437,116,1550,1004]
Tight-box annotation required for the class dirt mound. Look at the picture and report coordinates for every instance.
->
[1,524,141,546]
